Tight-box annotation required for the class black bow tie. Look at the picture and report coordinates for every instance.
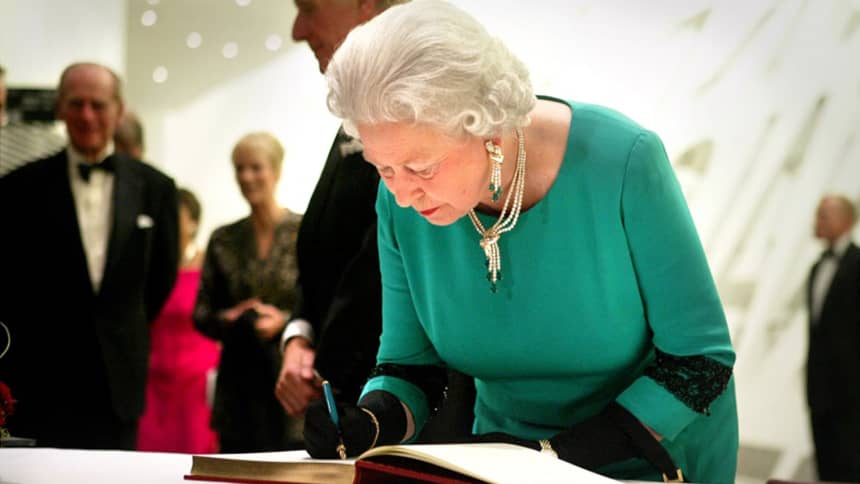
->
[77,156,116,182]
[820,248,836,260]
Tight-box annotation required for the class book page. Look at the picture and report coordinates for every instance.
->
[359,443,621,484]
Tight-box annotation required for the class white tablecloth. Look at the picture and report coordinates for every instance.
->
[0,448,661,483]
[0,448,309,484]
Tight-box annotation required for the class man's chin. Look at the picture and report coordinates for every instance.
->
[72,140,106,158]
[315,51,332,74]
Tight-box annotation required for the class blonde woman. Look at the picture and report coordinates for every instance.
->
[194,132,302,452]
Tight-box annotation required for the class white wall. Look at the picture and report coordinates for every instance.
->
[123,0,338,238]
[0,0,126,86]
[3,0,860,479]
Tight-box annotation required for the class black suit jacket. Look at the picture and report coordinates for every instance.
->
[806,242,860,413]
[0,150,178,443]
[292,129,382,403]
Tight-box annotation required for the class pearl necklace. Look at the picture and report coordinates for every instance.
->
[467,127,526,292]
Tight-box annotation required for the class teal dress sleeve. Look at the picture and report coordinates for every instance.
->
[359,183,445,434]
[615,130,735,440]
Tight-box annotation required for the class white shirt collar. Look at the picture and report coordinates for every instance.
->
[828,232,852,258]
[67,141,115,168]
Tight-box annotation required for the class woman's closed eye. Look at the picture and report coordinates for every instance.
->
[376,165,395,179]
[406,164,438,179]
[374,163,438,180]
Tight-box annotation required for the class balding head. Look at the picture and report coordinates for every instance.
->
[56,63,125,161]
[815,194,857,244]
[58,63,123,104]
[114,111,145,159]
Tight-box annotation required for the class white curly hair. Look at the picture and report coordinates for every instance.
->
[325,0,536,140]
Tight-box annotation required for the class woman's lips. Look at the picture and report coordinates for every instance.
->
[419,207,439,216]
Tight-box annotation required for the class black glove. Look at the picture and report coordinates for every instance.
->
[547,403,640,469]
[304,390,407,459]
[463,408,636,469]
[466,403,681,480]
[304,399,377,458]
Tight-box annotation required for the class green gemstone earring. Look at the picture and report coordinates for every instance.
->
[484,139,503,201]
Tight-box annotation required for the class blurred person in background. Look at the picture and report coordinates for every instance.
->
[137,187,221,453]
[0,62,178,449]
[806,194,860,481]
[113,111,145,160]
[194,132,302,452]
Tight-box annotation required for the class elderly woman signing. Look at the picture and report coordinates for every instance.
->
[302,1,738,482]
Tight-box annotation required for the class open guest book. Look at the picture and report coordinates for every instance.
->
[184,443,621,484]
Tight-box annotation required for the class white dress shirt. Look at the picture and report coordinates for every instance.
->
[67,143,115,292]
[280,318,315,353]
[811,233,851,324]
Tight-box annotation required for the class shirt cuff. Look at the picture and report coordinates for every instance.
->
[280,319,314,353]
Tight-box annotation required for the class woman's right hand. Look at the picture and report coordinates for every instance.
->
[304,399,378,459]
[253,303,289,340]
[219,298,261,324]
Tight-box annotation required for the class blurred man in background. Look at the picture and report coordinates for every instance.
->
[114,111,145,160]
[806,194,860,481]
[0,62,178,449]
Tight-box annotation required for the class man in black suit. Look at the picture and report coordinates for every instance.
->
[274,0,393,414]
[274,0,475,443]
[806,194,860,481]
[0,62,178,449]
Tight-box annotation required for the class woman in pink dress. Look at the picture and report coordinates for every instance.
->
[137,188,221,453]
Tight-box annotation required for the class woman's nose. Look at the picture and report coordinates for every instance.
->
[386,175,422,208]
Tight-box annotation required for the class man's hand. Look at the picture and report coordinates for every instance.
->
[275,337,322,416]
[254,303,288,340]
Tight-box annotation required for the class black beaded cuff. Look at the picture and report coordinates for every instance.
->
[643,349,732,415]
[367,363,448,415]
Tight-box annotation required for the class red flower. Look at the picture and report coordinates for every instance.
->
[0,381,14,428]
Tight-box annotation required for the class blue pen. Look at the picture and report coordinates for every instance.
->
[322,380,347,460]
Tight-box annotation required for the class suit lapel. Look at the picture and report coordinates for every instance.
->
[306,131,346,224]
[819,243,859,321]
[51,151,95,293]
[101,154,142,293]
[298,130,347,255]
[807,256,824,321]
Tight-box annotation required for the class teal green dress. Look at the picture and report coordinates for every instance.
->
[361,98,738,483]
